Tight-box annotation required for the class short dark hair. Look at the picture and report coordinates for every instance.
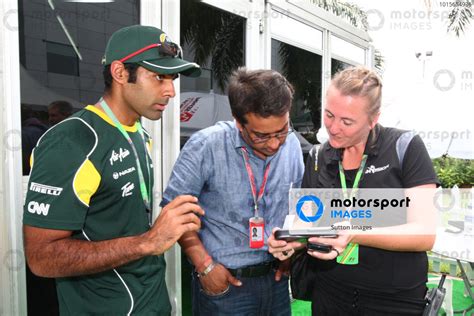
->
[103,63,140,92]
[228,68,294,125]
[48,100,73,116]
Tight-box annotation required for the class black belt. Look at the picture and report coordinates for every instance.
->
[228,261,278,278]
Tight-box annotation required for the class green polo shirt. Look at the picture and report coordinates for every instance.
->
[23,105,171,315]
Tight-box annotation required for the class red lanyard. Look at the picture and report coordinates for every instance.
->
[240,147,271,218]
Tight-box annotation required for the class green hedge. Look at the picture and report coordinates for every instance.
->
[432,157,474,188]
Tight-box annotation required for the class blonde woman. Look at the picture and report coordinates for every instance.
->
[269,67,438,315]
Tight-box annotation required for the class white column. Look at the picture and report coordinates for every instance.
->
[245,0,266,69]
[0,0,28,315]
[141,0,182,314]
[161,0,183,314]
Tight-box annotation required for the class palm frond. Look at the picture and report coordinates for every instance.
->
[309,0,369,31]
[447,6,472,37]
[374,48,384,76]
[211,16,244,91]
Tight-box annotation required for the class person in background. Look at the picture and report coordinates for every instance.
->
[21,105,48,175]
[47,100,74,126]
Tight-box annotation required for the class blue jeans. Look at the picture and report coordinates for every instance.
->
[192,270,291,316]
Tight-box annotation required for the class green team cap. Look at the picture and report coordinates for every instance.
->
[102,25,201,77]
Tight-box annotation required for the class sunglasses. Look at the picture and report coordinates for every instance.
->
[119,41,182,63]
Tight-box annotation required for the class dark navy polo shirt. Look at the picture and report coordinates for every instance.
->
[302,124,439,292]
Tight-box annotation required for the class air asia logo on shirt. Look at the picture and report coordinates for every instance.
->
[30,182,63,196]
[110,148,130,166]
[365,164,389,174]
[121,182,134,197]
[113,167,136,180]
[27,201,50,216]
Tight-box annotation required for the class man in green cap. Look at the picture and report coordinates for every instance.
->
[23,25,203,315]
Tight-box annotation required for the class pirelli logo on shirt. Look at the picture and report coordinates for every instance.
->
[30,182,63,196]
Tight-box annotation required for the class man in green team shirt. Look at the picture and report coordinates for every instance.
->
[23,25,203,315]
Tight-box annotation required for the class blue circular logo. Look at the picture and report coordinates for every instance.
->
[296,195,324,222]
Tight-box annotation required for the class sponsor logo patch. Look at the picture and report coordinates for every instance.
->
[27,201,50,216]
[29,182,63,196]
[121,182,134,197]
[365,164,390,174]
[110,148,130,166]
[113,167,136,180]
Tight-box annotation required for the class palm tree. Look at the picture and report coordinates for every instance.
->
[181,0,244,92]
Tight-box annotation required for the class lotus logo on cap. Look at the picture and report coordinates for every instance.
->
[160,33,167,43]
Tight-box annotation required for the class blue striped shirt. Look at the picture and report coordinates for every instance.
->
[162,121,304,268]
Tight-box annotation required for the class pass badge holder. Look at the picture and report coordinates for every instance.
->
[240,147,270,249]
[337,243,359,265]
[335,155,368,265]
[249,215,264,248]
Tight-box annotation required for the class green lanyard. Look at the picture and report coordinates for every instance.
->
[338,154,368,197]
[100,99,151,212]
[336,154,367,265]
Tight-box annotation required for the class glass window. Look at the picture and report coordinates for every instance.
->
[18,0,140,313]
[331,58,353,76]
[45,41,79,76]
[271,39,322,144]
[180,0,245,147]
[19,0,140,175]
[330,35,365,65]
[271,10,323,53]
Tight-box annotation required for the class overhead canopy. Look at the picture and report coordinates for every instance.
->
[180,92,313,153]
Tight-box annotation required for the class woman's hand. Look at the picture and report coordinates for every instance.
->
[268,227,305,261]
[307,222,353,260]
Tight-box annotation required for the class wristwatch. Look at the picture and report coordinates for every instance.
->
[197,261,216,278]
